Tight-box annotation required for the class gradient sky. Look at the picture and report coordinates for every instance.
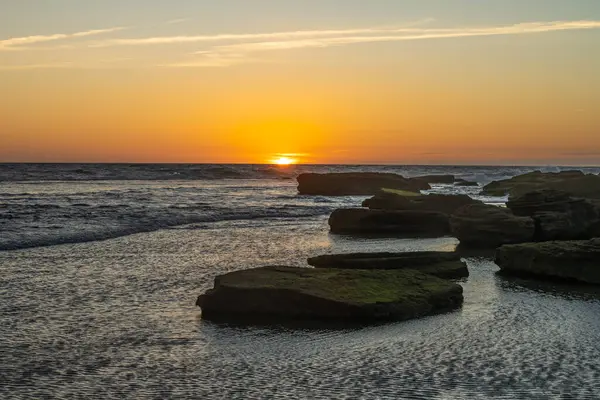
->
[1,0,600,164]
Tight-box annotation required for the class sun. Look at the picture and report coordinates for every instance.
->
[271,156,297,165]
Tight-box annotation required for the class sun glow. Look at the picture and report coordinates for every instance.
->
[271,156,297,165]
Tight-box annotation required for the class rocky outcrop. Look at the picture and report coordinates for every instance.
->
[507,190,600,241]
[197,266,464,323]
[297,173,431,196]
[307,251,469,279]
[495,239,600,284]
[363,192,482,214]
[450,204,535,248]
[329,208,451,237]
[481,170,600,199]
[413,175,456,184]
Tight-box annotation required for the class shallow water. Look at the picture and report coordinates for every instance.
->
[2,165,600,399]
[2,216,600,399]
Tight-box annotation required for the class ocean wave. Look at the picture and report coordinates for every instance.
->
[4,164,593,251]
[0,205,334,252]
[0,164,299,182]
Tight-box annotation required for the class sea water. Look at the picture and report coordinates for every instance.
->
[2,164,600,399]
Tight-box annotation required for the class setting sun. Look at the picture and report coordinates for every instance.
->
[272,156,297,165]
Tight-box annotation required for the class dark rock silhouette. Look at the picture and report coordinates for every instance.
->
[450,204,535,248]
[495,239,600,284]
[297,172,430,196]
[363,192,482,214]
[307,251,468,279]
[481,170,600,199]
[507,190,600,241]
[413,175,456,184]
[328,208,451,237]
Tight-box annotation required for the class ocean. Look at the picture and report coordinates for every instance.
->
[2,163,600,399]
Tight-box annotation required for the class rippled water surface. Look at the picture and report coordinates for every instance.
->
[2,165,600,399]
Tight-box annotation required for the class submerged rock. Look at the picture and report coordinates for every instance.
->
[450,204,535,248]
[307,251,469,279]
[495,239,600,284]
[481,170,600,199]
[197,266,464,323]
[363,192,481,214]
[297,172,430,196]
[507,190,600,241]
[328,208,450,237]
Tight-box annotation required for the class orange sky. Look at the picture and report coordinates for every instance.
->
[1,1,600,164]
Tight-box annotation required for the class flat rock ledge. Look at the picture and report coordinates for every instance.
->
[495,238,600,284]
[297,172,431,196]
[363,193,481,214]
[197,266,464,324]
[329,208,451,237]
[307,251,469,279]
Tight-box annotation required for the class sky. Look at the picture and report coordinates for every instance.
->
[1,0,600,165]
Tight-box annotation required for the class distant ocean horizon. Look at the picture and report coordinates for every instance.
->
[2,162,600,182]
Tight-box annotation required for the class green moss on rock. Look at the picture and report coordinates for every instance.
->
[495,238,600,284]
[197,266,463,323]
[307,251,469,279]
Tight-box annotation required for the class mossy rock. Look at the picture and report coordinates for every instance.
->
[450,204,535,248]
[197,267,464,324]
[297,172,431,196]
[329,208,450,237]
[495,239,600,284]
[481,171,600,199]
[363,192,481,214]
[307,251,469,279]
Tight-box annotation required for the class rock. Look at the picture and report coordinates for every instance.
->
[507,190,600,241]
[450,204,535,248]
[297,173,431,196]
[495,239,600,284]
[481,170,600,199]
[507,190,581,216]
[329,208,451,237]
[455,179,479,187]
[307,251,469,279]
[413,174,456,184]
[196,266,464,323]
[363,192,482,214]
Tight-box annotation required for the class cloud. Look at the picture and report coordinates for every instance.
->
[4,20,600,69]
[0,27,126,51]
[165,20,600,68]
[212,20,600,53]
[166,18,190,25]
[93,19,600,49]
[93,25,450,47]
[0,62,74,70]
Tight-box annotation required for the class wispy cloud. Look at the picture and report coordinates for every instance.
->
[4,20,600,69]
[215,20,600,53]
[0,62,74,70]
[160,20,600,67]
[94,20,600,49]
[0,27,126,51]
[166,18,190,25]
[93,25,446,47]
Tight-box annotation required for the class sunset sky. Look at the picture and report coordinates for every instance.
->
[1,0,599,165]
